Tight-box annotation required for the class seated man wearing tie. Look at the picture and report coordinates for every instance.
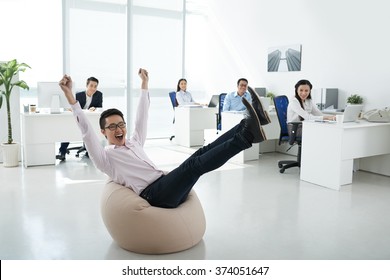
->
[56,76,103,161]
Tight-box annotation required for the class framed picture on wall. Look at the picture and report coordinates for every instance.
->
[268,44,302,72]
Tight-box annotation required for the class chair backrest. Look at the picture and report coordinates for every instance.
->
[169,91,178,124]
[217,93,227,130]
[273,95,290,145]
[169,91,178,108]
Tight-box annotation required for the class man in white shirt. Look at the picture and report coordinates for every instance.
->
[59,69,266,208]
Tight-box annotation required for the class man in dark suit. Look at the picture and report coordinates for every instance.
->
[56,77,103,161]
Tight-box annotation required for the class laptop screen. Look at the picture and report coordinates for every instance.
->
[208,95,219,107]
[343,104,363,122]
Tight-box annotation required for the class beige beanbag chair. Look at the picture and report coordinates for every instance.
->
[101,180,206,254]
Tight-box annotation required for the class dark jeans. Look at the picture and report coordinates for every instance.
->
[59,142,70,154]
[140,121,252,208]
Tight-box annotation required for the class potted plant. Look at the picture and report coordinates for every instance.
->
[0,59,31,167]
[266,92,275,105]
[347,94,363,104]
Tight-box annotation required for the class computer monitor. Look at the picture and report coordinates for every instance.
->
[37,82,70,114]
[207,95,219,107]
[343,104,363,122]
[254,87,266,97]
[323,88,338,110]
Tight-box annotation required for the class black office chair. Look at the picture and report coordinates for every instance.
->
[216,93,227,133]
[169,91,178,141]
[274,95,302,173]
[66,144,87,158]
[56,141,87,160]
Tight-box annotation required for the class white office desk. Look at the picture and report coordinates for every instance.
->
[174,106,217,147]
[262,111,280,140]
[221,111,279,163]
[300,120,390,190]
[21,111,105,167]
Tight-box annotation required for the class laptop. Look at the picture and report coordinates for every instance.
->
[342,104,363,122]
[207,95,220,107]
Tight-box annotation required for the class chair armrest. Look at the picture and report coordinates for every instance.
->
[287,122,302,145]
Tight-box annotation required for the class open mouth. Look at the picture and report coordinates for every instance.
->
[115,134,124,141]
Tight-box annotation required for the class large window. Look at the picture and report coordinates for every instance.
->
[64,0,127,114]
[2,0,187,139]
[63,0,184,138]
[130,1,184,138]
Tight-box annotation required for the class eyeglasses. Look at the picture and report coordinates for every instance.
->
[104,121,126,131]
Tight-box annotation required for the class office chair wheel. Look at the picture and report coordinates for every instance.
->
[279,168,285,174]
[278,162,283,168]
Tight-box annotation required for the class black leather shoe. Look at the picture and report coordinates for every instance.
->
[247,86,271,125]
[56,153,66,161]
[242,97,267,143]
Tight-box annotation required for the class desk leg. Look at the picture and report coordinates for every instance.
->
[23,143,56,167]
[341,159,354,186]
[229,143,259,163]
[174,128,205,147]
[300,124,351,190]
[190,130,205,146]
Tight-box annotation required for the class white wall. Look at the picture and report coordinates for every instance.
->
[0,0,62,87]
[192,0,389,111]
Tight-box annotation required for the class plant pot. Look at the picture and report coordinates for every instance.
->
[1,142,20,167]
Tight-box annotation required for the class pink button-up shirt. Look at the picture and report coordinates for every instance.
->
[71,89,165,194]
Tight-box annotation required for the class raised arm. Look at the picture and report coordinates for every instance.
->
[139,68,148,90]
[59,74,113,176]
[130,69,150,146]
[59,75,77,105]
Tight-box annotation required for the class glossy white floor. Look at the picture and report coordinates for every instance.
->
[1,139,390,260]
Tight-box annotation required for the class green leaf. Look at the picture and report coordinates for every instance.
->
[0,59,31,144]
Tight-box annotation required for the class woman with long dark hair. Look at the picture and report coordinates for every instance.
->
[176,78,202,106]
[287,79,335,122]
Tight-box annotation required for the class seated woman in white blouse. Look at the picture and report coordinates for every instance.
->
[176,78,203,106]
[287,79,336,122]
